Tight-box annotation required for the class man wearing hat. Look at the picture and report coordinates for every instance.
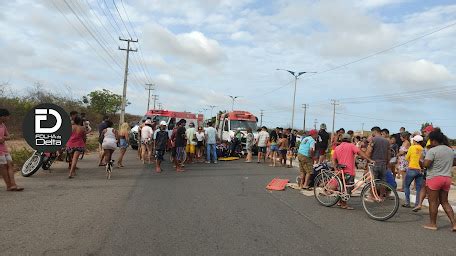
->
[332,133,373,209]
[297,129,318,190]
[185,122,197,163]
[316,123,330,164]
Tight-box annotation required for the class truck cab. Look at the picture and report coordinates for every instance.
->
[216,111,258,142]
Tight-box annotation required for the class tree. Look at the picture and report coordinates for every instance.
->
[421,122,433,131]
[84,89,125,116]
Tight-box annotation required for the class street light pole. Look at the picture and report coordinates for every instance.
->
[228,96,240,111]
[276,69,316,130]
[208,105,217,118]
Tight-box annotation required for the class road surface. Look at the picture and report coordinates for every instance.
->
[1,150,455,255]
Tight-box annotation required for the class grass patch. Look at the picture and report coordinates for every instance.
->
[85,135,99,152]
[10,147,33,171]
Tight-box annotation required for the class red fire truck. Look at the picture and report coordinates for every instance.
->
[216,111,258,142]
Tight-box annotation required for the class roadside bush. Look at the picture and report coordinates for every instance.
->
[10,147,33,171]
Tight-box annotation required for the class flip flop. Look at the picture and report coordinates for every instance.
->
[422,225,438,231]
[340,205,354,210]
[412,207,422,212]
[402,204,411,208]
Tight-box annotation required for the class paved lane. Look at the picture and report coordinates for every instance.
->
[1,151,455,255]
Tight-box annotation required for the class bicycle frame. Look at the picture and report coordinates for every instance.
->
[327,164,383,201]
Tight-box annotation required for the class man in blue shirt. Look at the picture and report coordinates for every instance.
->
[298,129,318,189]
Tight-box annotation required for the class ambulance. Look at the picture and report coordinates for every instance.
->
[216,111,258,142]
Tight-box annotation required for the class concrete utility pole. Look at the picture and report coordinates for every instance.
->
[314,119,318,130]
[260,110,264,127]
[302,104,308,132]
[331,99,339,135]
[151,94,159,110]
[276,69,316,130]
[361,123,365,134]
[158,103,163,110]
[119,37,138,124]
[145,83,155,111]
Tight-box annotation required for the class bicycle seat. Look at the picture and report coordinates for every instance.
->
[336,164,347,169]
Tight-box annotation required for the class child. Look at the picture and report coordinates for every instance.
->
[0,109,24,191]
[278,134,289,166]
[154,121,169,173]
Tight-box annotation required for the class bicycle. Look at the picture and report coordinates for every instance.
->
[106,159,114,180]
[313,163,399,221]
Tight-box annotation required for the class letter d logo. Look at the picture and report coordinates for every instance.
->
[35,109,62,133]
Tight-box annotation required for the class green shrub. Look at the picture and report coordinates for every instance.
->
[10,147,33,170]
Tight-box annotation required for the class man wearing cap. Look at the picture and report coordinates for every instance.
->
[423,125,434,150]
[256,126,269,163]
[403,135,424,208]
[297,129,318,190]
[185,122,197,163]
[367,127,391,181]
[332,133,373,209]
[316,123,330,164]
[154,121,169,173]
[287,128,297,168]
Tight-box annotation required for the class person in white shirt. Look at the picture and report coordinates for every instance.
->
[256,126,270,163]
[205,122,218,164]
[185,122,197,163]
[141,119,154,164]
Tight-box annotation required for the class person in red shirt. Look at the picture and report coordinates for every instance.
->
[332,133,373,210]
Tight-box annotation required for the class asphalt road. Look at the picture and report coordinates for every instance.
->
[1,150,455,256]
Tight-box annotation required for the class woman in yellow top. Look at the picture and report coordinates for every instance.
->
[403,135,424,208]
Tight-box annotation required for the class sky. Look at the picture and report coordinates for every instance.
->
[1,0,455,137]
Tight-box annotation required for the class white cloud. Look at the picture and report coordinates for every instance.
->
[357,0,409,9]
[230,31,253,41]
[378,59,453,86]
[142,23,226,66]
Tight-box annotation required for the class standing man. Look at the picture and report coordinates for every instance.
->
[205,122,218,164]
[154,121,169,173]
[316,123,330,164]
[185,122,197,163]
[393,127,405,149]
[0,109,24,191]
[287,128,296,168]
[256,126,269,163]
[332,133,373,209]
[297,129,318,190]
[173,119,187,172]
[367,127,390,181]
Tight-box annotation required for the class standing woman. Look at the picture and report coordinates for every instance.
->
[100,120,118,166]
[402,135,424,208]
[269,129,279,167]
[66,115,86,178]
[196,126,206,162]
[245,127,254,163]
[117,122,130,168]
[422,130,456,231]
[396,132,411,191]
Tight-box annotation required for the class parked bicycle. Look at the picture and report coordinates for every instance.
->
[313,163,399,221]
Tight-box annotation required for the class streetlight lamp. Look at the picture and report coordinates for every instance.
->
[276,69,316,130]
[228,96,240,111]
[208,105,217,118]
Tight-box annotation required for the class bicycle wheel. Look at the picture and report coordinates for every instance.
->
[314,171,342,207]
[361,181,399,221]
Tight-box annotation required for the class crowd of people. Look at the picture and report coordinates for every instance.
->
[1,106,455,231]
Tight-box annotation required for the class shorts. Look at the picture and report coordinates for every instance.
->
[280,149,287,158]
[155,150,165,161]
[66,147,85,154]
[197,141,204,148]
[141,139,152,146]
[176,147,185,161]
[270,145,279,152]
[0,153,12,165]
[186,144,196,154]
[373,163,387,181]
[426,176,452,192]
[297,154,312,174]
[258,146,266,153]
[119,138,129,149]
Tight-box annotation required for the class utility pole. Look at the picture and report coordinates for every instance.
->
[260,110,264,127]
[158,103,163,110]
[331,99,339,135]
[314,119,318,130]
[118,37,138,124]
[151,94,159,110]
[361,123,365,134]
[228,96,240,111]
[302,104,308,132]
[145,83,155,111]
